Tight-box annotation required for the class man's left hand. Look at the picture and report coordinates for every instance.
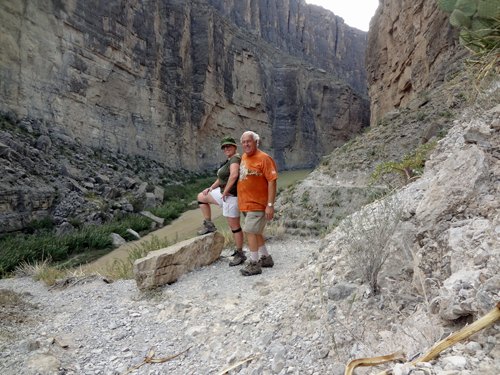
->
[265,206,274,221]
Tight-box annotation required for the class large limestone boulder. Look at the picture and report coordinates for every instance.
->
[133,232,224,289]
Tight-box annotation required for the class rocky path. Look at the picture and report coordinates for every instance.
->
[0,237,334,375]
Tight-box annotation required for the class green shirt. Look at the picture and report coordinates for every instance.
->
[218,154,241,196]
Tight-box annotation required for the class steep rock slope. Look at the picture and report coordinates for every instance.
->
[275,89,464,236]
[0,0,369,171]
[365,0,467,124]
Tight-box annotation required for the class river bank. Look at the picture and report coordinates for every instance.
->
[89,169,313,272]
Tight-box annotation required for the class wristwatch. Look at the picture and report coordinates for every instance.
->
[267,203,274,207]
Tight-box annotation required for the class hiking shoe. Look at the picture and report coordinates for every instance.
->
[258,255,274,268]
[196,220,217,235]
[240,261,262,276]
[229,250,247,266]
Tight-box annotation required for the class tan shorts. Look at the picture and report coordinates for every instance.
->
[243,211,266,234]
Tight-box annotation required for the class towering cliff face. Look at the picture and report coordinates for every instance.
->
[0,0,369,171]
[365,0,467,124]
[206,0,368,93]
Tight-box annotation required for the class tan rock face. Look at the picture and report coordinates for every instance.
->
[0,0,369,171]
[133,231,224,289]
[365,0,467,124]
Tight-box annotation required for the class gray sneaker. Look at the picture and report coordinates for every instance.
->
[240,261,262,276]
[229,250,247,266]
[258,255,274,268]
[196,220,217,236]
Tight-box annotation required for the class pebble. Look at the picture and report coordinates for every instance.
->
[442,356,467,368]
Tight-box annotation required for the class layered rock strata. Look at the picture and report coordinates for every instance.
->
[365,0,467,124]
[0,0,369,171]
[206,0,368,93]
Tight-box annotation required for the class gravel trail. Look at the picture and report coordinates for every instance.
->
[0,237,333,375]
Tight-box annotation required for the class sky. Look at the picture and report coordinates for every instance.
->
[306,0,379,32]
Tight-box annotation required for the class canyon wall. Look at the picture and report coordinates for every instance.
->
[365,0,467,124]
[205,0,368,93]
[0,0,369,171]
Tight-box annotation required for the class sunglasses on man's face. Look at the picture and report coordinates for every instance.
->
[222,145,233,149]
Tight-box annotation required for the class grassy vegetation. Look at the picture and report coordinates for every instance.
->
[107,235,174,281]
[0,174,216,278]
[11,235,176,285]
[0,213,153,277]
[150,174,214,225]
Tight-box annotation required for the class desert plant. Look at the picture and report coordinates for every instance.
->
[439,0,500,50]
[13,257,95,286]
[416,111,427,121]
[339,194,404,293]
[301,191,310,205]
[371,141,437,186]
[130,195,145,212]
[15,258,66,285]
[439,0,500,98]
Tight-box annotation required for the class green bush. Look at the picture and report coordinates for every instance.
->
[371,141,437,186]
[0,213,154,276]
[163,175,214,201]
[0,173,216,277]
[150,200,187,225]
[26,218,54,234]
[0,235,68,277]
[416,112,427,121]
[63,226,113,254]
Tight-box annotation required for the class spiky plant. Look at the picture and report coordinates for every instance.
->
[439,0,500,50]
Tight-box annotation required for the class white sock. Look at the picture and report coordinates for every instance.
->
[250,251,259,262]
[259,245,269,257]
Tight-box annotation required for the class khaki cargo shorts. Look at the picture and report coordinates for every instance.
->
[243,211,266,234]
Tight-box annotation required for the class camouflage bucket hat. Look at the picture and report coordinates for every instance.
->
[221,136,237,148]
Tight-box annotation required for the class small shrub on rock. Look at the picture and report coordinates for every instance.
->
[339,194,404,293]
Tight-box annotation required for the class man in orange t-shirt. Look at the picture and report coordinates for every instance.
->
[236,131,278,276]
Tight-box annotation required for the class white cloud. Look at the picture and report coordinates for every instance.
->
[306,0,379,31]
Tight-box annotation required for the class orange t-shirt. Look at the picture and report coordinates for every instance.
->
[238,150,278,212]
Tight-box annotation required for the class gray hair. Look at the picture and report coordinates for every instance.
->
[240,131,260,145]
